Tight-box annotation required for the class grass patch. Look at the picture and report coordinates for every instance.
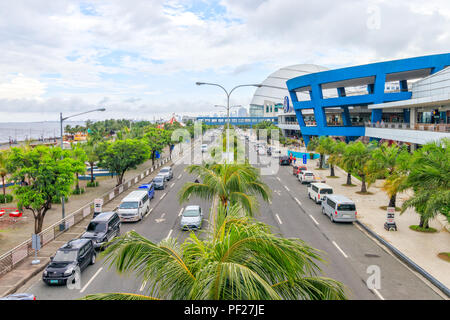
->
[379,206,401,212]
[342,183,357,187]
[438,252,450,262]
[356,191,373,195]
[315,168,327,170]
[326,175,340,179]
[409,225,438,233]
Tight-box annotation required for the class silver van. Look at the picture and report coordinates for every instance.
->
[321,194,357,223]
[117,190,150,222]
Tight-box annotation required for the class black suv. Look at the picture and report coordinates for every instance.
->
[81,211,120,250]
[43,238,96,285]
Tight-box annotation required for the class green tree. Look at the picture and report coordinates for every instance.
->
[401,139,450,228]
[315,136,336,171]
[99,139,151,186]
[82,203,347,300]
[143,127,167,165]
[341,141,375,193]
[327,141,346,177]
[0,150,10,201]
[178,162,271,216]
[82,142,100,184]
[70,144,87,192]
[7,146,81,234]
[367,143,410,208]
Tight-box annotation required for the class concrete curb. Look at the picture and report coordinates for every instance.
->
[355,219,450,298]
[2,260,50,297]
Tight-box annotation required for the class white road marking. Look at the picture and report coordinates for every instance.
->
[161,213,166,218]
[178,174,182,179]
[170,182,175,188]
[309,214,319,225]
[166,229,173,240]
[275,214,283,225]
[372,288,385,300]
[140,280,147,292]
[80,267,103,293]
[269,199,272,204]
[276,177,281,182]
[284,185,290,192]
[179,208,184,216]
[294,197,302,206]
[160,192,167,200]
[332,241,349,258]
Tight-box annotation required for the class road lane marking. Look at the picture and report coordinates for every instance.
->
[275,214,283,225]
[294,197,302,206]
[178,174,182,179]
[269,199,272,204]
[332,241,349,258]
[309,214,319,225]
[284,185,290,192]
[276,177,281,182]
[170,182,175,188]
[166,229,173,240]
[179,208,184,216]
[160,192,167,200]
[145,208,153,217]
[80,267,103,293]
[372,288,385,300]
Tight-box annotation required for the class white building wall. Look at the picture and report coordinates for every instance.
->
[365,127,450,144]
[412,67,450,99]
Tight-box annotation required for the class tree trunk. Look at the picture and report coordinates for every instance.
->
[319,154,324,169]
[388,194,396,208]
[346,172,352,185]
[419,216,429,229]
[360,174,367,193]
[330,165,335,177]
[152,151,155,166]
[75,173,80,191]
[90,164,94,183]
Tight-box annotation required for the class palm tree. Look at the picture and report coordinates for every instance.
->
[327,141,346,177]
[178,162,271,216]
[401,139,450,229]
[82,203,347,300]
[0,150,10,201]
[368,143,410,208]
[341,141,375,193]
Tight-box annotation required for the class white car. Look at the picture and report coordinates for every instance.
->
[299,171,315,184]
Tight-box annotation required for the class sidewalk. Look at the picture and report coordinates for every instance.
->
[303,157,450,289]
[0,143,187,297]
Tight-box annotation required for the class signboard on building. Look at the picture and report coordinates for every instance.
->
[283,96,290,113]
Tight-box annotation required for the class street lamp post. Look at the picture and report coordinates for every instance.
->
[196,82,261,159]
[59,108,106,231]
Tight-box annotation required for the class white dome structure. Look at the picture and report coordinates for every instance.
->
[250,64,329,106]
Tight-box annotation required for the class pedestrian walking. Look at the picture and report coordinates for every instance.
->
[293,156,297,164]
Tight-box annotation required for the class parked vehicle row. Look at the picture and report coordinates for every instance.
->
[287,161,357,224]
[42,165,173,287]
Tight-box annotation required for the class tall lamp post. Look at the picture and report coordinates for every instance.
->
[59,108,106,230]
[195,82,261,158]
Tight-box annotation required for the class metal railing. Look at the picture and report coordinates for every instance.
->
[365,122,450,132]
[0,156,173,277]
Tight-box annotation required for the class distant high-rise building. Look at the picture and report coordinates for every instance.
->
[238,107,248,117]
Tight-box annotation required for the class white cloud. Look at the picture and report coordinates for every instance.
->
[0,75,47,99]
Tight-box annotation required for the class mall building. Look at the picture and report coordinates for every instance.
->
[251,54,450,147]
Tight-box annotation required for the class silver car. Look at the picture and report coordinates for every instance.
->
[159,167,173,181]
[180,205,203,230]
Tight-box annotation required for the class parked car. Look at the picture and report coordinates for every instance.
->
[299,170,315,184]
[180,205,203,230]
[117,190,150,222]
[159,166,173,181]
[43,238,96,285]
[308,183,333,204]
[153,174,166,190]
[81,211,121,250]
[321,194,357,223]
[279,155,291,165]
[138,182,155,200]
[296,165,308,176]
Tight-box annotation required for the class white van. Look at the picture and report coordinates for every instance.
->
[117,190,150,222]
[308,183,333,204]
[321,194,357,223]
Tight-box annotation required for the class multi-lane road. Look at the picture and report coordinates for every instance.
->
[16,131,444,300]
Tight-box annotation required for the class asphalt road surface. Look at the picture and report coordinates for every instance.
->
[17,133,444,300]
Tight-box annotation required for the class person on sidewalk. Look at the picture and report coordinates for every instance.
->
[293,156,297,165]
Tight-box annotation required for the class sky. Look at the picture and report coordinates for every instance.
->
[0,0,449,122]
